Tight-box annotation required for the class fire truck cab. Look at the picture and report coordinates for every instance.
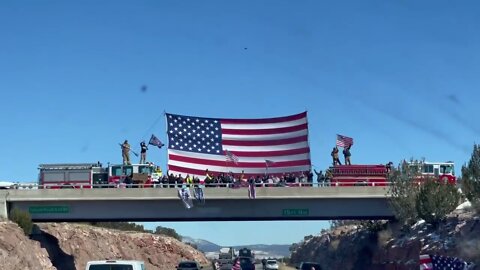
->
[329,164,389,186]
[408,161,456,184]
[108,163,157,187]
[38,163,108,189]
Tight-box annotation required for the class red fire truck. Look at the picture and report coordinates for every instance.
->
[329,164,389,186]
[38,163,108,189]
[38,162,158,188]
[408,161,456,184]
[108,163,157,187]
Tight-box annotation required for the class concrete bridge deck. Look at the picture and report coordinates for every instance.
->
[0,187,393,221]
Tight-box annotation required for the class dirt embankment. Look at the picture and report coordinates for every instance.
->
[1,221,209,270]
[290,208,480,270]
[0,221,56,270]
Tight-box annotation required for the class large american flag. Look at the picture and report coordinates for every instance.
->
[166,112,311,179]
[420,254,468,270]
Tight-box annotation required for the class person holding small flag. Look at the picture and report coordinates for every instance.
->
[139,141,148,164]
[343,145,352,165]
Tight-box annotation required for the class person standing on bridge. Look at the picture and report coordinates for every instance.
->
[343,145,352,165]
[386,161,394,173]
[121,140,131,165]
[248,176,256,199]
[331,146,341,166]
[314,169,324,187]
[139,141,148,164]
[325,169,333,186]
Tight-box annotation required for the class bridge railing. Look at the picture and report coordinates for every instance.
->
[4,181,394,190]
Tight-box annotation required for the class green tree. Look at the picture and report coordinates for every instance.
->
[416,179,461,227]
[358,220,387,233]
[154,226,182,241]
[289,243,299,252]
[329,220,360,230]
[387,160,421,227]
[9,208,33,235]
[461,144,480,208]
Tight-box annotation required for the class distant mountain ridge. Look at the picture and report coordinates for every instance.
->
[182,236,221,252]
[182,236,290,257]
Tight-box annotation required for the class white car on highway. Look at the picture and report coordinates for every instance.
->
[265,260,279,270]
[86,260,146,270]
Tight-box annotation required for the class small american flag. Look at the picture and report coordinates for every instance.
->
[225,149,239,164]
[420,254,468,270]
[149,134,164,149]
[336,134,353,148]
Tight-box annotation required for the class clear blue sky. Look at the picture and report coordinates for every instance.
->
[1,1,479,246]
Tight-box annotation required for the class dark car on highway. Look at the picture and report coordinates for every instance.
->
[296,262,322,270]
[238,257,255,270]
[176,261,203,270]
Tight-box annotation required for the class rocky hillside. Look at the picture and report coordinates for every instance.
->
[290,205,480,270]
[0,222,208,270]
[0,221,56,270]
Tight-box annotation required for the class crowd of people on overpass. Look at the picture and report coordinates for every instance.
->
[119,137,352,188]
[152,168,334,188]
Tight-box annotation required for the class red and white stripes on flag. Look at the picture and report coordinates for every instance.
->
[420,254,433,270]
[336,134,354,148]
[166,112,311,179]
[419,254,468,270]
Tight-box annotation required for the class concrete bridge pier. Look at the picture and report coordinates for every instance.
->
[0,192,8,220]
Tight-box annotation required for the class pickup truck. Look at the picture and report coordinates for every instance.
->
[217,253,233,270]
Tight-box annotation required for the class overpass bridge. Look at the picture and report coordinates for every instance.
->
[0,187,393,222]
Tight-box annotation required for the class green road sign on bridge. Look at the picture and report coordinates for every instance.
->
[29,205,70,214]
[282,208,309,216]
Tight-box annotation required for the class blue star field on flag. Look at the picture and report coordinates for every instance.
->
[167,114,223,155]
[431,254,467,269]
